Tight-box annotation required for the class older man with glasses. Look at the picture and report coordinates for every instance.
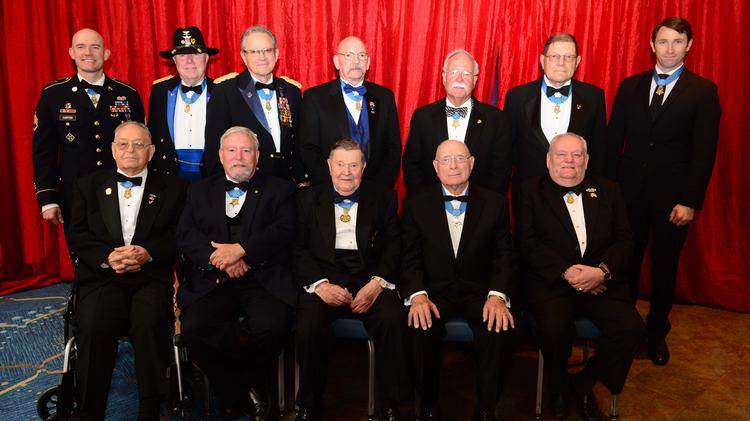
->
[300,35,402,188]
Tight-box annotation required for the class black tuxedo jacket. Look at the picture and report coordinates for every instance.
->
[401,183,517,300]
[608,68,721,210]
[299,79,402,188]
[175,172,297,309]
[504,78,607,188]
[293,181,401,288]
[204,70,305,182]
[402,98,512,195]
[147,75,214,174]
[515,175,633,304]
[68,169,187,285]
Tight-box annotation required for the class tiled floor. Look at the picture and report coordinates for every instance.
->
[277,300,750,420]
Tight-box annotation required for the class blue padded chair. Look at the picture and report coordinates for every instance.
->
[534,316,619,420]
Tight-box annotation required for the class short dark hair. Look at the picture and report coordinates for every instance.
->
[652,16,693,42]
[329,138,365,160]
[543,32,579,56]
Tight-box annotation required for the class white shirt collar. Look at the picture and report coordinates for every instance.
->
[441,184,469,197]
[655,63,684,76]
[446,97,472,108]
[542,75,572,89]
[78,73,105,86]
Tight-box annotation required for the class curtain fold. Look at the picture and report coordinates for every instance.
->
[1,0,747,311]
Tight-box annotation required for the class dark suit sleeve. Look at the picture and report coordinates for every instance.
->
[68,178,113,271]
[606,80,628,180]
[175,186,216,266]
[400,197,425,296]
[373,188,402,282]
[128,89,146,123]
[598,183,634,279]
[204,84,230,176]
[487,109,513,194]
[516,184,573,286]
[32,89,60,208]
[299,91,330,184]
[240,181,297,267]
[683,83,721,210]
[402,112,426,193]
[503,88,522,174]
[139,178,187,263]
[373,91,402,187]
[146,84,166,172]
[292,191,325,288]
[488,199,517,295]
[586,89,608,177]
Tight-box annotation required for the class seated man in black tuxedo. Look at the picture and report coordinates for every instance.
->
[516,133,645,421]
[402,140,517,421]
[68,121,187,420]
[293,139,409,421]
[176,126,297,420]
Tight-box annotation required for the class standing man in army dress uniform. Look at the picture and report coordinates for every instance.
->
[33,28,145,231]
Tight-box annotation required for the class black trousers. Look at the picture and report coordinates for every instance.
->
[294,287,410,411]
[74,278,172,421]
[179,280,293,409]
[626,192,690,339]
[410,289,511,411]
[532,292,645,395]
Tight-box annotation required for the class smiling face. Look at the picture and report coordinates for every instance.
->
[442,52,477,106]
[546,134,589,187]
[650,27,692,72]
[240,31,278,82]
[328,148,365,195]
[69,28,110,78]
[173,52,209,86]
[433,140,475,190]
[111,123,154,176]
[540,41,580,87]
[219,131,259,182]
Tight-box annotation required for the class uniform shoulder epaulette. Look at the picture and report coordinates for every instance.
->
[214,72,239,84]
[42,76,72,90]
[152,75,175,85]
[110,78,138,91]
[280,75,302,90]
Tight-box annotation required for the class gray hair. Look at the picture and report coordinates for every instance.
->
[442,49,479,75]
[220,126,260,149]
[548,132,588,154]
[240,25,277,50]
[114,121,151,144]
[329,138,365,161]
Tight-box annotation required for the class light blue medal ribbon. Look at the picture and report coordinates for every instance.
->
[337,199,355,210]
[179,79,207,107]
[227,187,246,200]
[541,79,571,105]
[257,86,275,103]
[653,66,683,86]
[119,181,134,189]
[444,200,467,217]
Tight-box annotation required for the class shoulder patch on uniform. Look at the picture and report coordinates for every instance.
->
[214,72,239,84]
[110,78,138,91]
[152,75,175,85]
[42,77,72,90]
[280,75,302,90]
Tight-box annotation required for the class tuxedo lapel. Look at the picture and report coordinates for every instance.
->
[211,176,231,241]
[431,100,450,144]
[328,81,351,139]
[240,175,263,235]
[636,72,653,121]
[655,69,691,121]
[455,188,485,263]
[238,72,271,134]
[580,179,600,258]
[568,86,588,134]
[464,101,486,149]
[524,90,549,150]
[314,188,336,260]
[166,78,180,143]
[364,83,380,144]
[96,173,124,246]
[355,184,374,260]
[424,185,456,261]
[541,178,577,240]
[131,172,163,244]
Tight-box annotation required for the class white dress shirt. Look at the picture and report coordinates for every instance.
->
[252,75,281,152]
[341,80,364,123]
[563,192,587,256]
[174,79,208,151]
[445,98,472,142]
[225,176,249,218]
[649,64,683,105]
[540,76,572,142]
[117,168,148,246]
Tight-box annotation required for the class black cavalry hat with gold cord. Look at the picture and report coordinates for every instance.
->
[159,26,219,58]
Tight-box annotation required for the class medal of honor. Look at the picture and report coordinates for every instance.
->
[184,104,191,113]
[91,95,99,107]
[452,120,460,128]
[554,103,561,114]
[230,197,239,207]
[265,101,272,111]
[355,101,362,111]
[124,188,132,199]
[655,85,665,96]
[566,194,575,204]
[340,208,351,223]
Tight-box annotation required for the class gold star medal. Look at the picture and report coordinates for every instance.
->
[230,197,240,207]
[554,103,561,114]
[656,85,665,96]
[452,120,460,128]
[265,101,272,111]
[124,188,132,199]
[355,101,362,111]
[184,104,191,113]
[340,208,351,223]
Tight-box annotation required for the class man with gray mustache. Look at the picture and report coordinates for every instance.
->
[403,49,512,195]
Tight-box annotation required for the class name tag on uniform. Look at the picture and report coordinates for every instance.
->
[59,114,77,121]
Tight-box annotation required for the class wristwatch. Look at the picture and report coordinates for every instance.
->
[373,276,389,289]
[598,263,612,281]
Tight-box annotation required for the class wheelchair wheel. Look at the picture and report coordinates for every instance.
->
[37,386,60,420]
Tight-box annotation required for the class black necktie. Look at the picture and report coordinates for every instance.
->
[546,85,570,97]
[80,80,103,94]
[444,195,468,202]
[650,73,670,119]
[182,84,203,95]
[333,190,359,203]
[225,180,250,192]
[255,81,277,91]
[116,174,142,186]
[445,106,468,118]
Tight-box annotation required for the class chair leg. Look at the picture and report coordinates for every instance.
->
[535,350,544,419]
[609,394,618,420]
[278,351,285,413]
[367,339,376,419]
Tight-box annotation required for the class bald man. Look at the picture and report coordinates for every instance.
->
[33,28,145,231]
[300,35,402,188]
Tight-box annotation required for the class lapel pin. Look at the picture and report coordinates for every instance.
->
[247,91,253,98]
[105,187,112,195]
[477,119,482,124]
[586,187,597,198]
[72,86,78,92]
[148,193,156,204]
[254,189,259,194]
[577,104,582,110]
[369,101,375,114]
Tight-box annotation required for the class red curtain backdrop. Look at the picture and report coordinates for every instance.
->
[1,0,747,311]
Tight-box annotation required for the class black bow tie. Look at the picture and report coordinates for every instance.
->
[80,80,103,94]
[546,85,570,97]
[181,84,203,95]
[444,195,468,202]
[117,174,142,186]
[225,180,250,192]
[255,80,277,91]
[333,190,359,204]
[445,106,468,118]
[557,184,581,196]
[657,73,669,80]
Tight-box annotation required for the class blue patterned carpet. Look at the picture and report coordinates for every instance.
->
[0,283,233,420]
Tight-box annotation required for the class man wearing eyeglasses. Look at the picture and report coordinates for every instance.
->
[204,25,307,187]
[402,140,517,421]
[68,121,187,420]
[148,26,219,182]
[504,33,607,198]
[33,28,145,232]
[403,49,512,195]
[608,17,721,367]
[300,36,402,188]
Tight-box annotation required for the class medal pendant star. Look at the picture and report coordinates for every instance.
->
[566,194,574,204]
[656,86,665,96]
[230,198,240,207]
[340,208,351,223]
[265,101,272,111]
[355,101,362,111]
[184,104,191,113]
[452,120,460,128]
[554,103,561,114]
[124,188,132,199]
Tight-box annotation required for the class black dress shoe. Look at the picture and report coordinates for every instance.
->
[380,406,402,421]
[574,391,602,421]
[649,336,670,366]
[417,407,441,421]
[295,407,320,421]
[472,407,497,421]
[548,391,569,420]
[248,388,279,421]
